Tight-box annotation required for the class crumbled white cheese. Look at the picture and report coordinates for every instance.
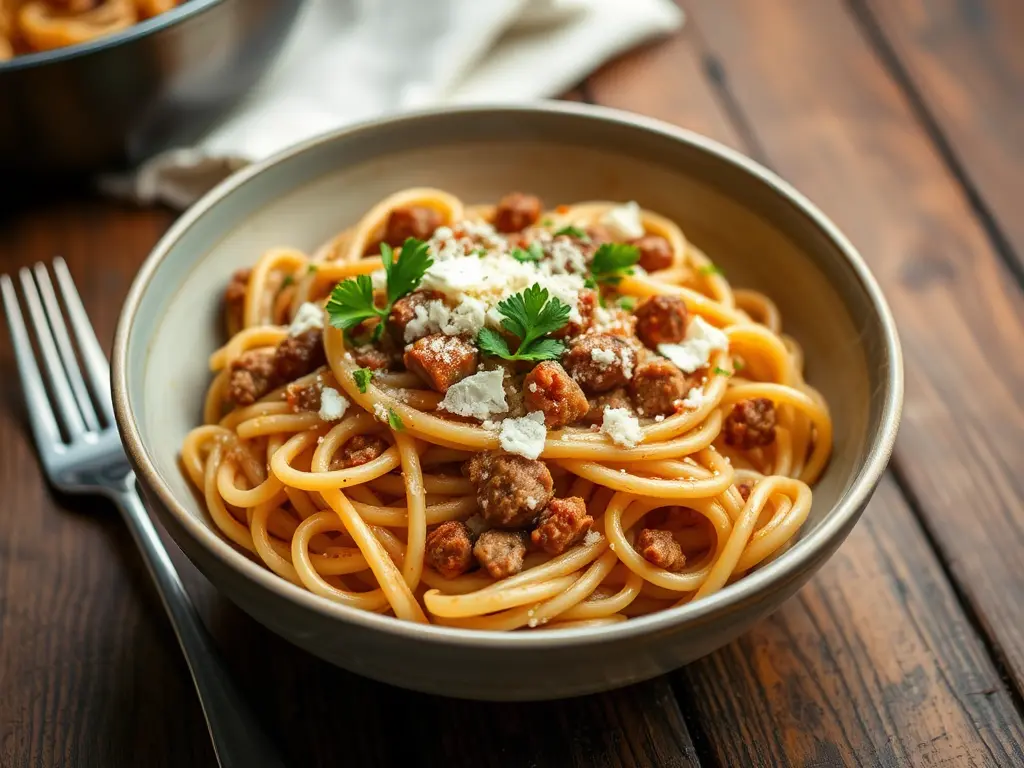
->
[403,298,485,342]
[438,369,508,421]
[498,411,547,459]
[288,302,324,336]
[419,223,589,327]
[525,496,538,511]
[622,348,635,380]
[583,530,602,547]
[373,403,390,423]
[547,238,588,275]
[688,315,729,348]
[682,386,713,410]
[318,387,349,421]
[601,201,645,240]
[528,382,538,393]
[600,407,643,448]
[370,269,388,291]
[459,219,507,249]
[590,347,618,366]
[422,256,487,295]
[433,225,454,241]
[657,316,729,373]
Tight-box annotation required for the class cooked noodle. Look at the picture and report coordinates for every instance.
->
[0,0,182,59]
[181,189,832,630]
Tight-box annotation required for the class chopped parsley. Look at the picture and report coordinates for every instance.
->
[472,247,488,258]
[326,237,433,342]
[553,225,589,241]
[387,408,405,431]
[281,275,295,288]
[618,296,636,311]
[307,264,318,274]
[353,368,372,393]
[589,243,640,286]
[698,263,723,276]
[476,284,571,363]
[511,241,545,263]
[541,217,554,227]
[713,366,733,376]
[733,359,745,371]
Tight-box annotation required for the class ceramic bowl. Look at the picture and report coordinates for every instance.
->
[0,0,307,175]
[112,103,903,701]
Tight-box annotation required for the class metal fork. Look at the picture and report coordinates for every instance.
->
[1,258,287,768]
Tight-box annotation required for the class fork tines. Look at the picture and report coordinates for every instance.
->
[1,258,113,446]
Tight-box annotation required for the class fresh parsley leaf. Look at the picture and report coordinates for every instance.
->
[307,264,318,274]
[475,284,570,362]
[553,225,589,241]
[713,366,733,376]
[511,241,545,263]
[513,337,566,362]
[326,275,381,330]
[353,368,372,393]
[618,296,636,311]
[590,243,640,285]
[382,238,433,304]
[698,263,723,276]
[584,276,598,290]
[387,408,405,431]
[281,275,295,288]
[476,327,511,359]
[598,293,607,309]
[328,238,433,340]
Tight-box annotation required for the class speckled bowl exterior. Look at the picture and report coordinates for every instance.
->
[112,103,903,701]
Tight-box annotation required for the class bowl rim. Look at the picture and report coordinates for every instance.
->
[113,101,904,649]
[0,0,224,73]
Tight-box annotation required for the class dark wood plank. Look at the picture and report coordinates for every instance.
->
[854,0,1024,279]
[587,14,1024,765]
[679,480,1024,767]
[673,0,1024,695]
[0,199,699,767]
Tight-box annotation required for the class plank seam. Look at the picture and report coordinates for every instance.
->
[888,457,1024,721]
[845,0,1024,288]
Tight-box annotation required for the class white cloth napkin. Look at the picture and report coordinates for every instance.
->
[102,0,683,209]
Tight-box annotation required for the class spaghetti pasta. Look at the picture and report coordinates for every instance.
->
[181,190,832,630]
[0,0,182,59]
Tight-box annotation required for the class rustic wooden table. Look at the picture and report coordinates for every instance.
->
[2,1,1023,766]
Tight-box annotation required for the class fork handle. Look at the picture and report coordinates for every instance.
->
[112,478,288,768]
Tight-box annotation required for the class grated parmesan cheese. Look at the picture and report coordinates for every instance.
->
[590,347,618,367]
[583,530,601,547]
[601,201,645,240]
[373,403,390,423]
[498,411,547,459]
[403,297,487,342]
[657,316,729,373]
[600,407,642,448]
[547,238,588,275]
[438,369,508,421]
[682,386,714,410]
[288,302,324,336]
[318,387,349,421]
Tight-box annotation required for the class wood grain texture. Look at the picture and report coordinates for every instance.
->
[678,480,1024,767]
[678,0,1024,695]
[854,0,1024,278]
[0,200,698,768]
[587,18,1024,765]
